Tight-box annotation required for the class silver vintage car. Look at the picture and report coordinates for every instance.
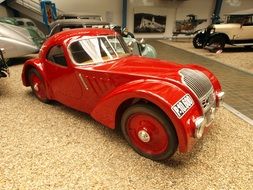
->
[0,22,39,59]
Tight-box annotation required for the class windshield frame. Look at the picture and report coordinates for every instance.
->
[67,35,130,66]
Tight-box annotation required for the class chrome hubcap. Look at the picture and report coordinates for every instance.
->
[34,83,39,92]
[138,130,150,143]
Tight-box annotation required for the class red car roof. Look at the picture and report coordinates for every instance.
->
[45,28,117,46]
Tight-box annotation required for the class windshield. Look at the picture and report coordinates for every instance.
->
[69,35,130,65]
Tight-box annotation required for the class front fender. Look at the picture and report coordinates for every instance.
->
[91,79,203,153]
[207,32,230,44]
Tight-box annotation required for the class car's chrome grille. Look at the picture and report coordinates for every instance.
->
[179,68,214,112]
[201,92,215,110]
[179,68,212,99]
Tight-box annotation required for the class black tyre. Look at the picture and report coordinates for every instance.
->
[28,68,49,103]
[5,58,12,66]
[208,36,225,51]
[121,104,178,161]
[193,33,205,48]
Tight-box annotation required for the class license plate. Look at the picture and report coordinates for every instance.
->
[172,94,194,119]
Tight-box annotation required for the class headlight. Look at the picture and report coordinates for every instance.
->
[197,29,205,34]
[216,91,225,107]
[210,28,215,34]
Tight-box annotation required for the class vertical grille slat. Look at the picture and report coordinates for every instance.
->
[179,68,213,99]
[179,68,214,113]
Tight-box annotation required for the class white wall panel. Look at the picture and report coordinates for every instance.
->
[221,0,253,19]
[52,0,253,38]
[127,0,216,38]
[53,0,122,25]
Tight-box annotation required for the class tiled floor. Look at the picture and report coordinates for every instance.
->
[147,40,253,120]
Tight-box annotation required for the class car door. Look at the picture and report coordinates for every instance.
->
[44,44,84,109]
[67,38,118,112]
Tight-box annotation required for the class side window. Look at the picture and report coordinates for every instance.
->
[27,22,35,27]
[243,16,253,26]
[17,21,24,26]
[46,45,67,67]
[70,41,92,64]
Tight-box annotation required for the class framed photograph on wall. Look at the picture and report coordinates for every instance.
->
[173,14,207,36]
[134,13,166,33]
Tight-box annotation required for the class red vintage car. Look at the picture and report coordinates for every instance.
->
[22,28,224,161]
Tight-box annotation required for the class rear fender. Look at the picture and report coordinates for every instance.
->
[91,79,202,153]
[22,58,52,99]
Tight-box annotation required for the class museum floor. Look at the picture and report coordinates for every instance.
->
[0,40,252,189]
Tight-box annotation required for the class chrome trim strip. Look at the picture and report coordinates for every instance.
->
[78,73,89,90]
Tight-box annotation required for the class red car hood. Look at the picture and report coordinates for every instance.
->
[93,56,187,81]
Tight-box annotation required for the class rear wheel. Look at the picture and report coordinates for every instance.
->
[121,104,178,161]
[28,68,49,103]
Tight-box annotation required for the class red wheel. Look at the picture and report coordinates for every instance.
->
[28,69,49,103]
[121,104,178,160]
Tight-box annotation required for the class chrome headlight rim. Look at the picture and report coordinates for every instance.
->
[210,28,215,34]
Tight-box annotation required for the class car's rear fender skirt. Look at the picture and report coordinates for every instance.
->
[91,79,202,153]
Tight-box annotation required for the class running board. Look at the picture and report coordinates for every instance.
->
[232,43,253,46]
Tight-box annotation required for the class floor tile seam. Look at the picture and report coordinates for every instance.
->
[158,40,253,76]
[223,103,253,125]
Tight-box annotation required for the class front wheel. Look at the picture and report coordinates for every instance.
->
[208,36,225,52]
[193,33,205,48]
[121,104,178,161]
[28,68,49,103]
